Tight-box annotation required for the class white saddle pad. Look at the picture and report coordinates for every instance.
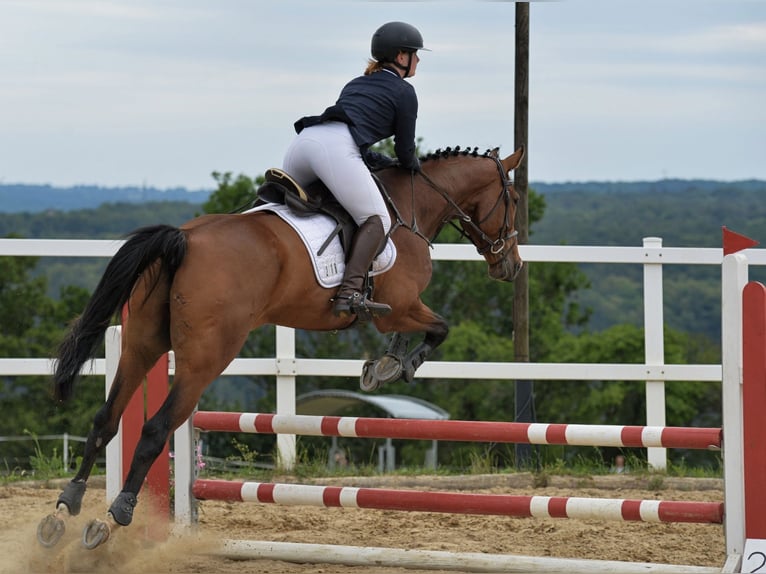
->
[245,203,396,289]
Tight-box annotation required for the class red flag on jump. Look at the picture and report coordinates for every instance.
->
[722,226,759,256]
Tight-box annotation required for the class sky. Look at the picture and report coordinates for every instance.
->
[1,0,764,191]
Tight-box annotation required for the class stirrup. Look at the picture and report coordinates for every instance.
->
[333,292,392,320]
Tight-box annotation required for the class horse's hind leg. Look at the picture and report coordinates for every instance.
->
[82,350,240,549]
[39,281,170,549]
[37,348,161,547]
[81,388,195,548]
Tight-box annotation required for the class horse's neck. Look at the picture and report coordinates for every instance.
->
[385,160,489,238]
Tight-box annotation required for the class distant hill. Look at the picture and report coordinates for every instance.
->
[531,178,766,341]
[531,179,766,248]
[0,183,212,213]
[4,179,764,214]
[531,179,766,196]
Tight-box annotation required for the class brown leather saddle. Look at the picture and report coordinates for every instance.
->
[254,168,358,256]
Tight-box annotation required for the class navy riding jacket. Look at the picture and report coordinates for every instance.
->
[294,67,420,171]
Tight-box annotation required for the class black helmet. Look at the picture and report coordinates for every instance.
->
[371,22,429,62]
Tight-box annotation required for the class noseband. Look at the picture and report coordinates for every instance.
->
[419,155,518,257]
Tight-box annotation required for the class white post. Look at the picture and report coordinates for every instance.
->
[643,237,666,469]
[62,433,69,471]
[276,326,297,470]
[173,411,197,526]
[104,326,123,502]
[721,253,748,562]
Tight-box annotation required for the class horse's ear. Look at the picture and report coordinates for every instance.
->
[501,145,526,172]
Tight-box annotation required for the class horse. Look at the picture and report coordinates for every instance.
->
[36,144,525,549]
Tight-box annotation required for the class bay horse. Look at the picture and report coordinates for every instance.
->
[37,145,525,549]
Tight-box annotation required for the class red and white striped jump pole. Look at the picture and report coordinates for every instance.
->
[192,479,724,525]
[193,411,721,450]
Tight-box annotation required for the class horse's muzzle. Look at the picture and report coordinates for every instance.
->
[489,257,523,282]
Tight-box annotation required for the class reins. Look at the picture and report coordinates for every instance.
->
[415,155,518,256]
[374,171,433,247]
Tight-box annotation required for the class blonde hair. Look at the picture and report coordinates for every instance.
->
[364,59,385,76]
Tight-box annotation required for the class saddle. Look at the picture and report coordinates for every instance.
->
[255,168,357,257]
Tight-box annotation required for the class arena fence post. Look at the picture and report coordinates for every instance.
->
[721,253,748,562]
[642,236,667,469]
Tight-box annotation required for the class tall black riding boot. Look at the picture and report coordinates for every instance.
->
[332,215,392,319]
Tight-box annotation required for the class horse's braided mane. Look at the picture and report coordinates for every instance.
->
[420,146,496,162]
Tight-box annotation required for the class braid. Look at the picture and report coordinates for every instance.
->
[420,146,497,162]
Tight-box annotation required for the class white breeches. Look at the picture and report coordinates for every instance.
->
[282,121,392,233]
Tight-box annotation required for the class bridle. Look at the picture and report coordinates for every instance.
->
[417,155,518,257]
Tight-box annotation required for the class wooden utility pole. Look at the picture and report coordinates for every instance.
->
[513,2,535,468]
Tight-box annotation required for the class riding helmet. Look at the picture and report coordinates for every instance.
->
[371,21,429,62]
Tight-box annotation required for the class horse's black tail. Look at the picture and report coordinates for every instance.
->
[54,224,187,403]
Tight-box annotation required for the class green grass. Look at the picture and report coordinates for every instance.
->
[195,447,723,485]
[0,430,89,484]
[2,442,723,487]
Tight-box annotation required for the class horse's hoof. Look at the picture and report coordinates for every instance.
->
[360,360,381,392]
[374,354,403,384]
[82,519,111,550]
[37,514,66,548]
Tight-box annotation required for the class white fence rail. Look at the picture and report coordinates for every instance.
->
[2,237,764,470]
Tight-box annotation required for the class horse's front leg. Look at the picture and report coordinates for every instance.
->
[401,326,448,384]
[361,307,449,391]
[360,332,411,391]
[399,312,450,383]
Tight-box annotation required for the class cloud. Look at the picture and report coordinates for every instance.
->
[3,0,159,20]
[657,22,766,55]
[0,0,764,187]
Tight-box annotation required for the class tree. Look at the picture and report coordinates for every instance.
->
[202,172,262,215]
[0,254,51,356]
[0,252,96,469]
[533,324,720,468]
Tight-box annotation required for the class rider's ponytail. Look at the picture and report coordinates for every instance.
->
[364,59,385,76]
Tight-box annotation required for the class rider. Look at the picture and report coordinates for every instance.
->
[283,21,428,319]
